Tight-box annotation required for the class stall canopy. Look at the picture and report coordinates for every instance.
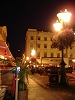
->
[0,40,14,60]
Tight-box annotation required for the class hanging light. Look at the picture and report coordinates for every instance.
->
[53,20,62,31]
[57,9,72,23]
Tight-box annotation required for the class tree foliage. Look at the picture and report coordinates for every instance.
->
[51,28,74,50]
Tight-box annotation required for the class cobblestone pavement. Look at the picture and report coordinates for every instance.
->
[29,73,75,100]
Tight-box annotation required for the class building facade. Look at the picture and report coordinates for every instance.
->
[25,28,75,68]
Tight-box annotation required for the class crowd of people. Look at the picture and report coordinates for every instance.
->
[30,66,50,75]
[30,65,73,75]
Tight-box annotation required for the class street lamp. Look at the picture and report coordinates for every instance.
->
[57,9,71,23]
[31,48,36,56]
[30,48,36,63]
[26,57,29,61]
[52,9,74,86]
[53,20,62,31]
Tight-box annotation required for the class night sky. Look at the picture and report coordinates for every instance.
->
[0,0,75,58]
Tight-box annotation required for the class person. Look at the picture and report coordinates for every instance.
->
[24,65,29,84]
[40,67,43,75]
[31,66,35,74]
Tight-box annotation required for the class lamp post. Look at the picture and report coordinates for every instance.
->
[53,9,74,86]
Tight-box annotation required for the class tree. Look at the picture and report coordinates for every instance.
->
[52,28,74,50]
[51,28,74,86]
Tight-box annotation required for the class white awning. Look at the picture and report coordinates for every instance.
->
[37,58,61,65]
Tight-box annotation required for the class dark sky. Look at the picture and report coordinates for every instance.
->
[0,0,75,58]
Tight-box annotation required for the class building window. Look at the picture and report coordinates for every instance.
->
[37,52,40,57]
[37,44,40,48]
[44,37,47,41]
[37,36,40,40]
[70,46,72,49]
[44,52,47,57]
[70,54,73,58]
[30,43,33,48]
[51,37,52,41]
[51,53,53,57]
[31,36,34,40]
[44,44,47,48]
[64,53,66,57]
[57,53,60,57]
[51,45,53,48]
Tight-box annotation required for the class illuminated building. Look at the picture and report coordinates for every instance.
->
[25,28,75,68]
